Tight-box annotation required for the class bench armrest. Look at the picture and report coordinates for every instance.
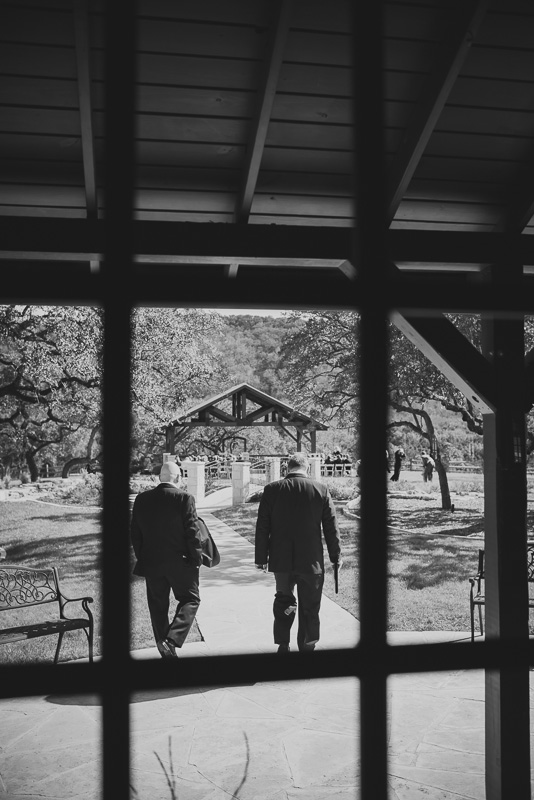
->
[62,595,94,605]
[59,594,94,620]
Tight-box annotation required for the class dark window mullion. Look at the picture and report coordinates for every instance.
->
[102,3,137,799]
[353,3,389,799]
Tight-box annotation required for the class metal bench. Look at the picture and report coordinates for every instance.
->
[0,564,94,663]
[469,546,534,642]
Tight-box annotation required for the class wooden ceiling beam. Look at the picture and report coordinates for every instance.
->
[390,310,495,413]
[386,0,489,224]
[389,230,534,267]
[206,407,237,424]
[389,257,496,412]
[5,220,534,266]
[234,0,294,224]
[3,259,534,311]
[245,406,276,424]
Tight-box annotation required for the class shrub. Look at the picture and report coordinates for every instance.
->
[130,476,158,494]
[322,477,359,501]
[44,472,104,506]
[62,472,103,506]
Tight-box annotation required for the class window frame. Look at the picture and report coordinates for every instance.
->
[0,5,532,800]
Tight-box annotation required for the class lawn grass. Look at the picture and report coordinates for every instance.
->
[1,488,524,663]
[0,500,201,664]
[211,501,484,632]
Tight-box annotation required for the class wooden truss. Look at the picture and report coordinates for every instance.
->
[165,382,328,454]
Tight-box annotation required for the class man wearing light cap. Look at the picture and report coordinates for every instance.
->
[130,460,203,658]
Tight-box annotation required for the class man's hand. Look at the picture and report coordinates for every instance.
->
[255,563,268,572]
[335,558,344,570]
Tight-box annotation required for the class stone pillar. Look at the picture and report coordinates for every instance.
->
[182,461,205,503]
[232,460,250,505]
[309,453,322,481]
[265,457,281,483]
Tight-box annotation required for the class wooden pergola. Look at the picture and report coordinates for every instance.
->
[165,382,328,454]
[1,2,534,798]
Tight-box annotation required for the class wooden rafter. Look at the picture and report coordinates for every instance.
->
[234,0,294,224]
[73,0,99,274]
[73,0,97,219]
[386,0,489,224]
[224,263,240,279]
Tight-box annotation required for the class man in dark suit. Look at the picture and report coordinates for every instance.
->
[255,452,343,653]
[130,460,203,659]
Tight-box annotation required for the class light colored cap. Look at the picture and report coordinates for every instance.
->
[159,462,181,482]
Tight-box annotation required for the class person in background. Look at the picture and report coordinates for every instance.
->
[254,452,342,653]
[421,451,435,482]
[130,461,202,659]
[390,447,406,481]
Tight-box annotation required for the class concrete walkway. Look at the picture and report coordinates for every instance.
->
[0,488,529,799]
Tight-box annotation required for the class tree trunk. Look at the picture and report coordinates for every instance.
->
[61,424,101,478]
[434,454,452,510]
[389,399,452,510]
[25,450,39,483]
[62,456,91,478]
[426,422,451,511]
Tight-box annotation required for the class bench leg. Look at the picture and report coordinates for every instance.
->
[478,604,484,637]
[85,625,94,663]
[54,631,65,664]
[470,600,475,643]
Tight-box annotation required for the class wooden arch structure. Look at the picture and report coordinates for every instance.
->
[165,382,328,454]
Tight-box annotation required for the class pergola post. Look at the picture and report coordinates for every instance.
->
[182,460,205,503]
[165,425,175,454]
[482,308,530,799]
[265,457,281,483]
[309,453,322,481]
[232,459,250,505]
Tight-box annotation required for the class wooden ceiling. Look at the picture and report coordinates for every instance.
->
[2,0,534,301]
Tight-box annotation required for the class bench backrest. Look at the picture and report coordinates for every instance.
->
[0,565,60,611]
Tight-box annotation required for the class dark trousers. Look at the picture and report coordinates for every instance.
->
[273,572,324,651]
[145,562,200,648]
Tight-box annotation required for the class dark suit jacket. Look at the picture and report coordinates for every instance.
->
[255,472,341,574]
[130,483,203,578]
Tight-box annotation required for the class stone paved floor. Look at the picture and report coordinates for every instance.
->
[1,489,532,799]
